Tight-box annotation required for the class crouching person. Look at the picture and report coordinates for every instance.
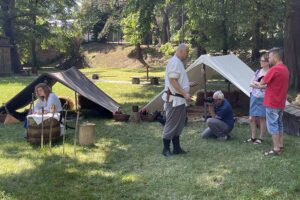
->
[201,90,234,140]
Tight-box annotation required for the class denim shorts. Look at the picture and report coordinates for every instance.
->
[249,95,266,117]
[266,107,283,135]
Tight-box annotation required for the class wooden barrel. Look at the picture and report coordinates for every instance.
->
[79,122,96,145]
[27,117,61,144]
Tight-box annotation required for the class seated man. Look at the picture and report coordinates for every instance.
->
[201,90,234,140]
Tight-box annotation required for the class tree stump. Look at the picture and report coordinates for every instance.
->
[92,74,99,80]
[132,105,139,112]
[150,77,159,85]
[79,122,96,145]
[132,77,140,84]
[131,112,141,123]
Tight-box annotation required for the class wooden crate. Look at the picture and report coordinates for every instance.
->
[283,104,300,136]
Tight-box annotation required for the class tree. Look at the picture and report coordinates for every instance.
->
[284,0,300,89]
[122,0,163,80]
[0,0,78,73]
[0,0,22,73]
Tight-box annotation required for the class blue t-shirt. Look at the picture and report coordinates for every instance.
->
[214,98,234,129]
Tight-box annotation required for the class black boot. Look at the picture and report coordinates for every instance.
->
[172,135,187,155]
[162,138,172,157]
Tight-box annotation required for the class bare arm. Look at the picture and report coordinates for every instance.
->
[250,81,267,89]
[169,78,191,100]
[258,79,267,88]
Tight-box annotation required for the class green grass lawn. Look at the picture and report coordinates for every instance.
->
[0,67,300,200]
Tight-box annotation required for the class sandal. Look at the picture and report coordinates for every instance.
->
[244,138,256,143]
[264,149,281,156]
[253,138,263,144]
[280,147,284,152]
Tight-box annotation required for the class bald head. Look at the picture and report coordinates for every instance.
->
[175,43,189,61]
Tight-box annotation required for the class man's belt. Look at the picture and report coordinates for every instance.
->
[165,88,184,103]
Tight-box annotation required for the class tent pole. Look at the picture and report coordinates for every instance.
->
[74,92,79,156]
[203,64,207,120]
[75,92,78,112]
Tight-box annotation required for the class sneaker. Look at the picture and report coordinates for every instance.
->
[217,135,231,141]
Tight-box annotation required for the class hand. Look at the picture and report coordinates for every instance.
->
[189,81,198,87]
[183,92,192,101]
[250,81,259,88]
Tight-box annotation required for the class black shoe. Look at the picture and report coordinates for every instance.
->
[173,148,187,155]
[162,149,172,157]
[172,135,187,155]
[162,138,172,157]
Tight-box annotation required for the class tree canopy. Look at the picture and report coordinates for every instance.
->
[1,0,300,89]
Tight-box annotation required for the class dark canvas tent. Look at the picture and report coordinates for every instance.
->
[0,67,120,121]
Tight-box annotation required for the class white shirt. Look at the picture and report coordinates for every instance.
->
[34,93,62,113]
[162,55,190,107]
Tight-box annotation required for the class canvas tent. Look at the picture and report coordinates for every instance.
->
[142,54,255,112]
[0,67,120,121]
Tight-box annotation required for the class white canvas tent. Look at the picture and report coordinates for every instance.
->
[142,54,255,112]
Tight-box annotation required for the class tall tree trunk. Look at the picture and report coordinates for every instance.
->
[221,0,228,55]
[160,8,170,44]
[284,0,300,90]
[135,43,150,80]
[251,1,262,61]
[251,21,261,61]
[2,0,22,73]
[221,19,228,55]
[153,17,161,45]
[196,45,207,57]
[31,0,38,75]
[31,38,38,75]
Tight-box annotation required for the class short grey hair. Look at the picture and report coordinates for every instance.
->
[176,43,188,53]
[213,90,224,100]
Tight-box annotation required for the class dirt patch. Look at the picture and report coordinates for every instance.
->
[82,43,168,68]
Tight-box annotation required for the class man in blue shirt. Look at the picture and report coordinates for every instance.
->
[201,90,234,140]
